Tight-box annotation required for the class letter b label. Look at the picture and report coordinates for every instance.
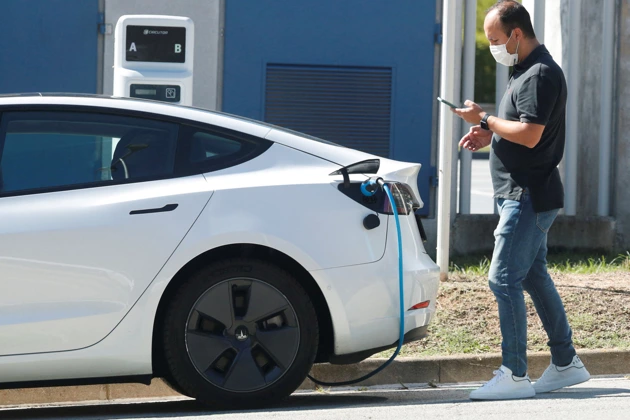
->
[175,44,182,53]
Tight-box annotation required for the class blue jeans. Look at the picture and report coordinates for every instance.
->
[489,191,576,377]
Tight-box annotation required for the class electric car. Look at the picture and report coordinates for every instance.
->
[0,94,439,407]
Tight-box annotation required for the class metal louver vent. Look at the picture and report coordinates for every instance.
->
[265,64,392,157]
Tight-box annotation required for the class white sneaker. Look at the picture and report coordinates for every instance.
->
[533,355,591,393]
[469,365,536,400]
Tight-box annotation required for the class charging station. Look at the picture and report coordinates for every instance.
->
[114,15,194,106]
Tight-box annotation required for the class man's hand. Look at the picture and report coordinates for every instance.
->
[453,100,545,148]
[452,100,485,125]
[459,125,492,152]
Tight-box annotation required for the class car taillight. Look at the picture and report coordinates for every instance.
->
[382,182,421,215]
[408,300,430,310]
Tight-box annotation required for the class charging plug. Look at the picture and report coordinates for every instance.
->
[360,177,384,197]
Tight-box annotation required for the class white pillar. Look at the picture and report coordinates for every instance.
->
[436,0,459,280]
[451,0,463,220]
[564,0,581,216]
[522,0,546,43]
[459,0,476,215]
[598,0,616,216]
[544,0,562,63]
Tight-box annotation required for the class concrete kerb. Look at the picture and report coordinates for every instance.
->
[1,349,627,407]
[304,349,630,388]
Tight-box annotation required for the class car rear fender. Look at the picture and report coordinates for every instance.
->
[265,129,423,207]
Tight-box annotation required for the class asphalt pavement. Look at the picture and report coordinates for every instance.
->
[3,375,628,420]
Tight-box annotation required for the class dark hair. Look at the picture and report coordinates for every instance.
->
[487,0,536,39]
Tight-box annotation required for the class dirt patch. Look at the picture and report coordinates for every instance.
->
[382,270,630,357]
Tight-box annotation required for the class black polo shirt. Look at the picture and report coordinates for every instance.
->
[489,44,567,212]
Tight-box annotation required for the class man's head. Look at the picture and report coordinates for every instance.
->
[484,1,538,64]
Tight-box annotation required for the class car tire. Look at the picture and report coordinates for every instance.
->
[162,258,319,408]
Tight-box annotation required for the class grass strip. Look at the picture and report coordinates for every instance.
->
[374,252,630,358]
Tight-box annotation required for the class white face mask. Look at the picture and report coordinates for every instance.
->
[490,31,520,66]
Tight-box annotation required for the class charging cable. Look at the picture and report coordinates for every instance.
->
[307,177,405,386]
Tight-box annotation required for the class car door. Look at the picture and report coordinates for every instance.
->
[0,109,213,356]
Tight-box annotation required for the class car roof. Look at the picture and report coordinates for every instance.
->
[0,93,367,165]
[0,93,275,139]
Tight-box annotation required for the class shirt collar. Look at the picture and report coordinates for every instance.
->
[514,44,549,71]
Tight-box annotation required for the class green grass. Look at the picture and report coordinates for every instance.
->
[372,252,630,359]
[548,252,630,274]
[449,251,630,276]
[449,255,492,277]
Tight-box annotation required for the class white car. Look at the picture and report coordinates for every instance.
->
[0,94,439,407]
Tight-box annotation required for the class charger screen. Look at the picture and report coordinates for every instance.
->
[126,25,186,63]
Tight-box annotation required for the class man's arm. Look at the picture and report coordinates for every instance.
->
[483,114,544,148]
[453,100,544,148]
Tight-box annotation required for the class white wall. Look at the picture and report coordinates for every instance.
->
[102,0,223,111]
[615,0,630,250]
[543,0,628,250]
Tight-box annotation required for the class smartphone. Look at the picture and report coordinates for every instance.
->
[437,96,460,109]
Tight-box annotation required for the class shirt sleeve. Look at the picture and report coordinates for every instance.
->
[516,66,559,126]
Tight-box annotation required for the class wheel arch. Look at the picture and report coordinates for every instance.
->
[152,243,334,379]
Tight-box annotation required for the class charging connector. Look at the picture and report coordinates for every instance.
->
[307,177,405,387]
[360,177,384,197]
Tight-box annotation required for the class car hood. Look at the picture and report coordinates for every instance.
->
[265,128,424,208]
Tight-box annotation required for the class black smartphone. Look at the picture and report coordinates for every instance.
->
[437,96,460,109]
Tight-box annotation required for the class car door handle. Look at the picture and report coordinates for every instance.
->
[129,204,179,215]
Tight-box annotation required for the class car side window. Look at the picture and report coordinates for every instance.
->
[0,111,178,195]
[189,132,242,163]
[176,124,272,175]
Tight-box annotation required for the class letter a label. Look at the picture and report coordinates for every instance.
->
[129,42,137,52]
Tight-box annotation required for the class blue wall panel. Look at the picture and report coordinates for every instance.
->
[0,0,99,94]
[223,0,437,214]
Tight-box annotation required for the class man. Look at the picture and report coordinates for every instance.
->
[452,0,590,400]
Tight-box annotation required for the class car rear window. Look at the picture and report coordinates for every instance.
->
[175,124,272,175]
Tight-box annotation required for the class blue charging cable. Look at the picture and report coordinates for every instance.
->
[307,177,405,386]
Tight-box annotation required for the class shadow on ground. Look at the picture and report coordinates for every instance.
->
[2,383,629,420]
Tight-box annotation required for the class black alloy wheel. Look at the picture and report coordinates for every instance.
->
[186,277,300,391]
[162,259,319,408]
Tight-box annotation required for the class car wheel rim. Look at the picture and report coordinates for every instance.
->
[185,278,300,392]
